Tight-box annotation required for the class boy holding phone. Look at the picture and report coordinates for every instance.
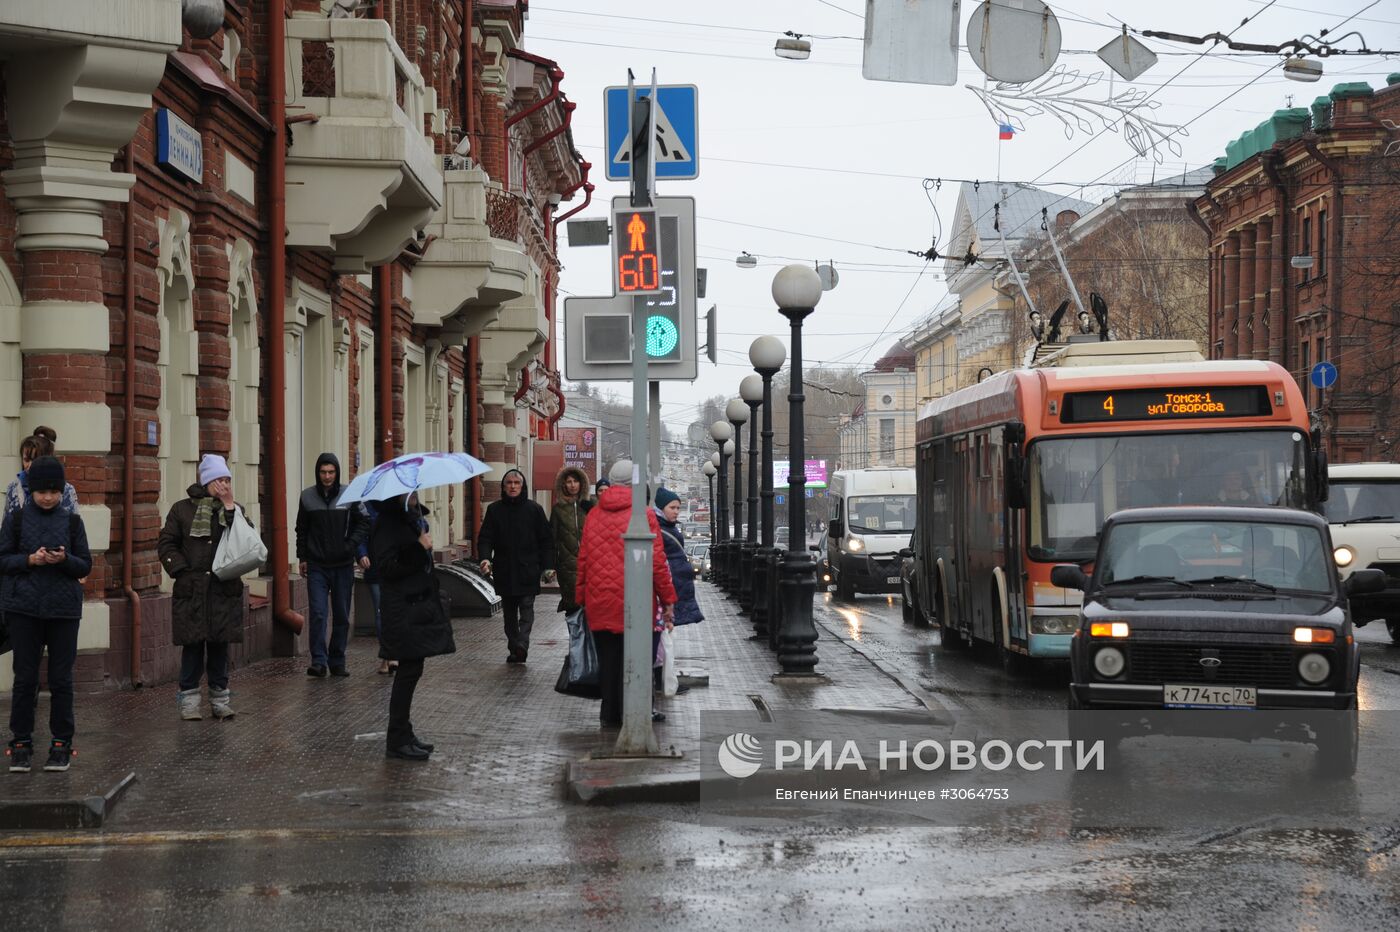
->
[0,456,91,773]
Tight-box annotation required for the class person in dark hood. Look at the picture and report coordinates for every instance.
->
[477,468,553,663]
[550,466,592,614]
[295,452,370,677]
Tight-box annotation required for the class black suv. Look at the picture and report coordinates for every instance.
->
[1053,506,1384,774]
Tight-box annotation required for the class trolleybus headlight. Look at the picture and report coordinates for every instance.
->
[1334,546,1354,567]
[1031,615,1078,635]
[1093,646,1126,678]
[1298,652,1331,685]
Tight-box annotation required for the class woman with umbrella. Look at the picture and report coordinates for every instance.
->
[338,453,488,760]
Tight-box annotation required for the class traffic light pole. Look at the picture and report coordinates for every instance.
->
[616,71,665,757]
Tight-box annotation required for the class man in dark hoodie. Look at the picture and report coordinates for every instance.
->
[295,453,370,677]
[477,468,552,663]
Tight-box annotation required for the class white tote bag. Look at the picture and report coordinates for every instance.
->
[213,506,269,581]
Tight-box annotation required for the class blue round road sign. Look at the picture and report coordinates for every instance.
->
[1310,361,1338,390]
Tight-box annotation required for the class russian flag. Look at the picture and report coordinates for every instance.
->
[998,123,1015,141]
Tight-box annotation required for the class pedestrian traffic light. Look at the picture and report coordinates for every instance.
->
[613,208,663,296]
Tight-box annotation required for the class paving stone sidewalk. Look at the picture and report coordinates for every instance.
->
[0,581,919,830]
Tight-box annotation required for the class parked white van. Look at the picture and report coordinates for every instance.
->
[825,468,917,600]
[1326,462,1400,643]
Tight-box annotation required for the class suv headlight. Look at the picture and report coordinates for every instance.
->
[1093,646,1126,678]
[1030,615,1078,635]
[1334,546,1355,568]
[1298,652,1331,685]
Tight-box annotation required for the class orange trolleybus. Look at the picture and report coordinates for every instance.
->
[910,341,1327,667]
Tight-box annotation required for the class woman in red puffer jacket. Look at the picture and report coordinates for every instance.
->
[576,461,677,727]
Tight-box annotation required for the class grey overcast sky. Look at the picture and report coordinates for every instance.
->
[525,0,1399,435]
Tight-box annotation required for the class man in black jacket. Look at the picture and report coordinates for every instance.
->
[295,453,369,677]
[477,468,553,664]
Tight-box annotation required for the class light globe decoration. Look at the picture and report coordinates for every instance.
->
[724,397,751,597]
[738,374,765,620]
[749,335,787,645]
[772,264,825,678]
[703,460,718,550]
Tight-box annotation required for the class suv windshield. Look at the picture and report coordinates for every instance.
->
[847,495,916,533]
[1325,480,1400,523]
[1028,429,1309,560]
[1098,520,1332,594]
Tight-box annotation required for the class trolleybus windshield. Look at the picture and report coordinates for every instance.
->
[1027,429,1309,561]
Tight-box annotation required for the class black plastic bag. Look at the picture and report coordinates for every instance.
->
[554,608,600,699]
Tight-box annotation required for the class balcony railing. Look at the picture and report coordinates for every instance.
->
[485,186,524,243]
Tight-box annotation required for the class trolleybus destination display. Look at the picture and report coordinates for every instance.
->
[1061,386,1271,424]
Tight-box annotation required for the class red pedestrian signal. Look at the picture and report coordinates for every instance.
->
[614,209,664,295]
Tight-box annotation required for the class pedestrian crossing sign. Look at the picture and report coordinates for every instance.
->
[605,84,699,181]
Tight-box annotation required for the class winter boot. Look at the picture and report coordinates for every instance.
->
[178,688,203,721]
[209,688,236,720]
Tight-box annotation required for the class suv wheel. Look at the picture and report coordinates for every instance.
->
[1388,619,1400,644]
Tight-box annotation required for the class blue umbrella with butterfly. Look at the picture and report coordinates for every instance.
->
[335,451,492,507]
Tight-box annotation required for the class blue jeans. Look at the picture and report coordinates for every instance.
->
[307,563,354,668]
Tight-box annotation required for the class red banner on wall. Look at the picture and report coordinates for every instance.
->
[558,427,599,486]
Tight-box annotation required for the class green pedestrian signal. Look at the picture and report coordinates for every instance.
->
[646,314,680,358]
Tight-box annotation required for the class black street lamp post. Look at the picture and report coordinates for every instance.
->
[773,265,824,677]
[710,422,732,587]
[739,375,763,620]
[725,398,749,598]
[702,460,717,577]
[748,338,785,641]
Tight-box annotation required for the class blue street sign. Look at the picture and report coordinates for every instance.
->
[605,85,699,181]
[775,494,785,505]
[1310,361,1338,390]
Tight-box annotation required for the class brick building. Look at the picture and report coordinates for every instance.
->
[1194,78,1400,461]
[0,0,586,690]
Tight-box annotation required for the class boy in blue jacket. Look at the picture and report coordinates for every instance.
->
[1,456,91,773]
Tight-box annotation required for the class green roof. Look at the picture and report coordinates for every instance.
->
[1222,108,1310,170]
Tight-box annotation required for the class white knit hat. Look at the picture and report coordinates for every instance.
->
[198,453,232,487]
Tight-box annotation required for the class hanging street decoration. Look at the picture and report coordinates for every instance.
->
[965,66,1188,162]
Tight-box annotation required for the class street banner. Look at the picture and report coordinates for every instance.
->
[559,427,599,485]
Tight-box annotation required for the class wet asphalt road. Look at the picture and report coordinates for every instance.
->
[4,596,1400,930]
